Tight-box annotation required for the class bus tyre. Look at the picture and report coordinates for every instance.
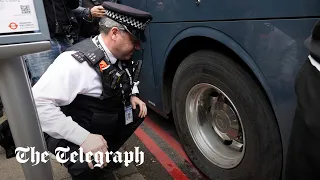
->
[171,50,282,180]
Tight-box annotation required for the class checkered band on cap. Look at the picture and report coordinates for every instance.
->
[105,10,149,30]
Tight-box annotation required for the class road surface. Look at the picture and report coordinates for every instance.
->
[0,110,208,180]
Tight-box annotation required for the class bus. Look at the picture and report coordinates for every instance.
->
[119,0,320,179]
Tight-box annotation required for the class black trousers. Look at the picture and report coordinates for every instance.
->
[44,107,144,180]
[285,58,320,180]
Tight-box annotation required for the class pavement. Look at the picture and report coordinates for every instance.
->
[0,109,207,180]
[0,137,145,180]
[0,122,144,180]
[0,108,147,180]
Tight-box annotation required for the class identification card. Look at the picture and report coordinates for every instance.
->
[125,105,133,125]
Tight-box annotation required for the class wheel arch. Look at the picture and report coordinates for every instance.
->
[162,26,277,119]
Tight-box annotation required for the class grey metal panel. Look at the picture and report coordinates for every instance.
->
[0,0,50,45]
[0,0,54,179]
[0,55,54,180]
[0,41,51,60]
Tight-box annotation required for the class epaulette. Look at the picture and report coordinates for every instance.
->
[71,48,105,67]
[71,51,86,63]
[83,48,105,66]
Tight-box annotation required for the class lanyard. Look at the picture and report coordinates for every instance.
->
[94,36,111,64]
[121,63,133,86]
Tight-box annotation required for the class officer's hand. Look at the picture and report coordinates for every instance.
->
[80,134,109,169]
[131,96,147,118]
[90,6,106,18]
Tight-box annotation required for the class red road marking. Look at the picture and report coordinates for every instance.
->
[135,127,189,180]
[144,117,208,179]
[144,117,191,163]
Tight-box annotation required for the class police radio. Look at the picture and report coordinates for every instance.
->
[133,48,144,83]
[133,60,142,83]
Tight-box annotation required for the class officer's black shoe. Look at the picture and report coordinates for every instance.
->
[97,171,118,180]
[105,161,122,171]
[5,145,15,159]
[71,168,118,180]
[0,120,16,159]
[0,136,16,159]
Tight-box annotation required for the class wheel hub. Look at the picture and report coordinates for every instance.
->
[185,83,245,169]
[211,103,239,141]
[213,111,229,132]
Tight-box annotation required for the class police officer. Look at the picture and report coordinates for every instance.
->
[32,2,152,179]
[285,20,320,180]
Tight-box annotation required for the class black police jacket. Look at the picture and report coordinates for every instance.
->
[62,37,134,136]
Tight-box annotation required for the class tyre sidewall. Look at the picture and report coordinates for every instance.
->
[172,50,282,180]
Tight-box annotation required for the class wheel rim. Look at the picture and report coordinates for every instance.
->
[185,83,245,169]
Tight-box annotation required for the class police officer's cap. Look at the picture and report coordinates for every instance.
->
[101,2,152,41]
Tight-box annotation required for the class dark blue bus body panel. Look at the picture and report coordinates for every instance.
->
[146,19,317,153]
[147,0,319,22]
[119,0,320,178]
